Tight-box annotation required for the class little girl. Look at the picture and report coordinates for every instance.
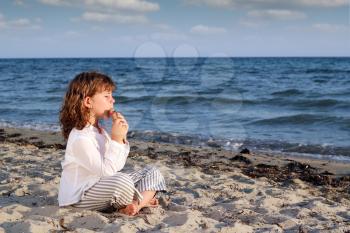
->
[58,71,166,216]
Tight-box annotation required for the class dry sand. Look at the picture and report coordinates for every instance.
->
[0,127,349,232]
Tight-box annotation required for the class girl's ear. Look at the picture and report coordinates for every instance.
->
[83,96,92,109]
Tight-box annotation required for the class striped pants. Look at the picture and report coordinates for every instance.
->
[72,165,167,211]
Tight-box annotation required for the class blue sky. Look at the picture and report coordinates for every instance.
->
[0,0,349,57]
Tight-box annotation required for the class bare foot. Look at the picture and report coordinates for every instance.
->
[145,197,159,208]
[118,203,139,216]
[119,197,159,215]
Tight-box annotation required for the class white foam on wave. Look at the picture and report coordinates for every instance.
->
[262,149,350,163]
[0,120,60,132]
[1,119,350,163]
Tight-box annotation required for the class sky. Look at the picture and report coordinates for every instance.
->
[0,0,349,58]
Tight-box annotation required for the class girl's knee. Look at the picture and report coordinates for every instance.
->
[145,165,159,174]
[146,166,165,179]
[114,173,135,190]
[111,173,136,205]
[112,172,132,181]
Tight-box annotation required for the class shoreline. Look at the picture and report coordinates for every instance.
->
[1,123,349,163]
[1,126,350,176]
[0,126,350,232]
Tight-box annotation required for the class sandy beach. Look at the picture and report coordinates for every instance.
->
[0,127,349,232]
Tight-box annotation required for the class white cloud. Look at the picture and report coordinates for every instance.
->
[153,23,172,31]
[239,20,264,28]
[84,0,159,12]
[184,0,348,8]
[150,32,188,41]
[64,30,81,38]
[0,14,41,30]
[14,0,25,6]
[10,18,31,26]
[190,24,227,35]
[90,25,105,31]
[39,0,159,26]
[38,0,159,12]
[312,23,349,32]
[81,11,148,24]
[185,0,235,8]
[117,34,149,43]
[0,22,6,29]
[247,9,306,20]
[295,0,347,7]
[34,17,43,23]
[38,0,72,6]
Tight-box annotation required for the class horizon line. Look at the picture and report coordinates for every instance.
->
[0,56,350,59]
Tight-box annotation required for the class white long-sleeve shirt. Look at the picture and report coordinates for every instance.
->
[58,124,130,206]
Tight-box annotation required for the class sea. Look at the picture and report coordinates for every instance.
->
[0,57,349,161]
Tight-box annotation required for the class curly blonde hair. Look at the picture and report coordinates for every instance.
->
[59,71,116,140]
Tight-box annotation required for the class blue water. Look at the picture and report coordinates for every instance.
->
[0,57,349,160]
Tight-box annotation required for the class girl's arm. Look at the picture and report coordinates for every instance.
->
[72,136,130,177]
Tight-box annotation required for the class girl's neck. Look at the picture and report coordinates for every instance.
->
[88,117,102,133]
[88,114,98,127]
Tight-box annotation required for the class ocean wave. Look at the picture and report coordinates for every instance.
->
[0,108,56,117]
[271,89,304,96]
[0,121,60,132]
[294,99,347,108]
[0,77,16,82]
[118,94,347,110]
[249,114,348,126]
[118,95,251,105]
[311,75,332,84]
[305,68,350,74]
[281,144,350,159]
[254,97,347,109]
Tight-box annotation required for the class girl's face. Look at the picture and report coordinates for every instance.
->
[87,90,115,120]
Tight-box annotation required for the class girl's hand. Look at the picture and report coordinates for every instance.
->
[110,110,129,144]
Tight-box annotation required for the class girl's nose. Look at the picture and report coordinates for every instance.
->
[112,97,115,104]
